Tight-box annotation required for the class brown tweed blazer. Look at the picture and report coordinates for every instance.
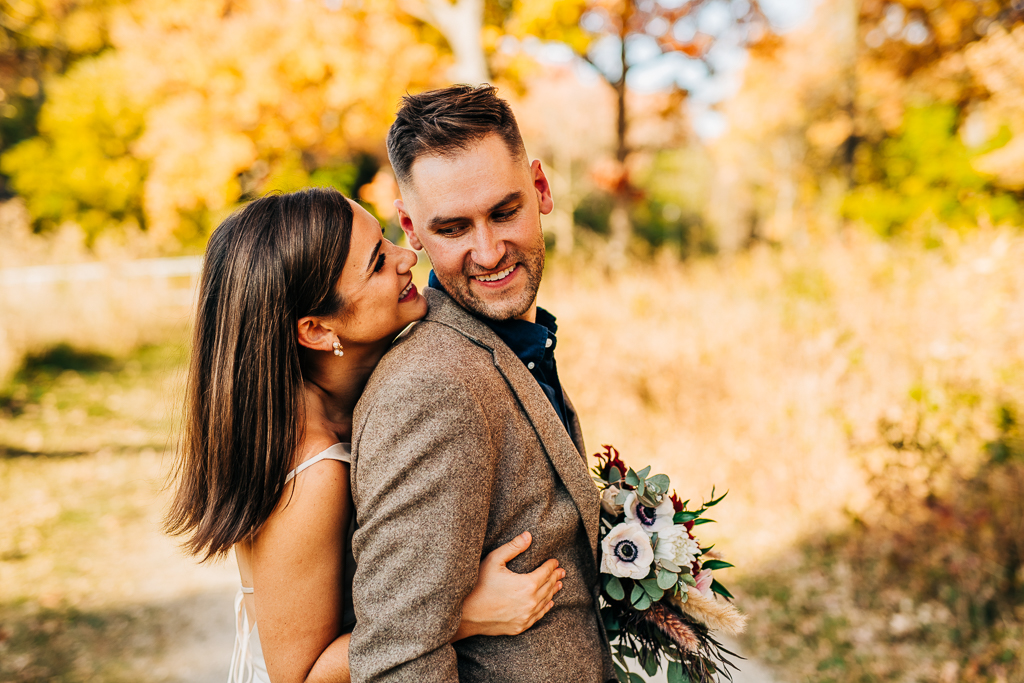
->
[348,287,615,683]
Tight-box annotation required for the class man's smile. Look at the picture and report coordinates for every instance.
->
[472,264,518,284]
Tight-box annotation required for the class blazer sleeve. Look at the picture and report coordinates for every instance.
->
[348,365,497,683]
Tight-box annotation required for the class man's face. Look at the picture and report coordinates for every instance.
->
[395,133,553,322]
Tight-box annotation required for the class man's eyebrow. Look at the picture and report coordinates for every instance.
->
[366,238,382,272]
[425,191,524,231]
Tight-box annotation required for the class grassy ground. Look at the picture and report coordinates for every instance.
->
[0,343,237,682]
[1,229,1022,681]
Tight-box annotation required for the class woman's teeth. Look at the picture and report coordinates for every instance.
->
[474,265,515,283]
[398,281,413,301]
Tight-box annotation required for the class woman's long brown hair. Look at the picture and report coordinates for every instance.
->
[166,188,353,561]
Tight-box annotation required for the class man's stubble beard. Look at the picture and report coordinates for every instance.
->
[442,239,546,322]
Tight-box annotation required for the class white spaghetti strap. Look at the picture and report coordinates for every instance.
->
[228,588,254,683]
[284,443,351,483]
[240,585,254,594]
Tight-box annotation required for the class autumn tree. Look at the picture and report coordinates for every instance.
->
[512,0,770,263]
[2,0,445,246]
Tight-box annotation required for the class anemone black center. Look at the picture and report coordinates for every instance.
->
[615,539,638,561]
[637,505,656,526]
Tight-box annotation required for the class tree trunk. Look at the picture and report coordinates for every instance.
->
[400,0,489,85]
[607,9,632,268]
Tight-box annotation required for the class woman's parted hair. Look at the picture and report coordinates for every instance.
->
[166,187,353,561]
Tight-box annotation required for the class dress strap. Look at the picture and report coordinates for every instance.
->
[228,588,254,683]
[284,443,351,483]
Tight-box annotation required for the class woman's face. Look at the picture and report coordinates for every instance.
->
[332,199,427,347]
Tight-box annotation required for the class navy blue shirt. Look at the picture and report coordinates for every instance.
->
[428,271,571,433]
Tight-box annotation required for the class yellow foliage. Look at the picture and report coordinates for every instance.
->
[4,0,445,245]
[964,25,1024,189]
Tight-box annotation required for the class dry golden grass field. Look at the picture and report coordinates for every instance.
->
[1,228,1022,681]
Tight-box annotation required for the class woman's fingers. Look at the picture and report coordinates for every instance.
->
[525,557,560,586]
[536,564,564,599]
[482,531,533,568]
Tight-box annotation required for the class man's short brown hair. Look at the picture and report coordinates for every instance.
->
[386,84,527,187]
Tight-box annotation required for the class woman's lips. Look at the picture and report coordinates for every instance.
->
[398,282,418,303]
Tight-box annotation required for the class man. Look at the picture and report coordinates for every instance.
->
[348,85,615,683]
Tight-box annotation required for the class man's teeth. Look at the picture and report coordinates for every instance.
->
[399,282,413,300]
[474,266,515,283]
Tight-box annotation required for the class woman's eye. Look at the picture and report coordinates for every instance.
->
[374,253,386,273]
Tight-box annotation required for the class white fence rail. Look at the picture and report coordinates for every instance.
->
[0,256,203,287]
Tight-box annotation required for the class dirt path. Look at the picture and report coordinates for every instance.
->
[155,576,780,683]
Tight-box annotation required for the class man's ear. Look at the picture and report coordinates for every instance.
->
[297,316,336,352]
[531,160,554,215]
[395,199,424,251]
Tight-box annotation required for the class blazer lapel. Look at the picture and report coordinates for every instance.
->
[424,289,602,562]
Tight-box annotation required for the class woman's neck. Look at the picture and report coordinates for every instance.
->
[300,343,389,443]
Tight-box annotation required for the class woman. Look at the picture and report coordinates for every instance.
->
[166,188,565,682]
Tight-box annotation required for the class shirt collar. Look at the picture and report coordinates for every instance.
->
[427,270,558,365]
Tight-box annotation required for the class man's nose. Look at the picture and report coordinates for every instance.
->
[470,224,505,270]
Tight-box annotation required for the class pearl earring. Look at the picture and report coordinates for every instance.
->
[332,341,344,357]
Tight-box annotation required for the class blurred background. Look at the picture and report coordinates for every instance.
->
[1,0,1023,681]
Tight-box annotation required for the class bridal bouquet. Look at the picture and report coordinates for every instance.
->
[592,446,745,683]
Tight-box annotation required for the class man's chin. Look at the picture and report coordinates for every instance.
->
[446,284,534,321]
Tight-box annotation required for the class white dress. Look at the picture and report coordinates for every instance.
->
[228,443,354,683]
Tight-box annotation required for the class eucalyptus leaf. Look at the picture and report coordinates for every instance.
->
[657,568,677,590]
[659,559,681,572]
[633,591,652,610]
[680,572,697,586]
[606,575,625,601]
[637,465,652,479]
[648,474,670,491]
[643,652,658,676]
[625,469,639,486]
[631,583,645,605]
[640,578,664,601]
[608,466,622,483]
[615,489,631,505]
[667,660,689,683]
[636,481,646,497]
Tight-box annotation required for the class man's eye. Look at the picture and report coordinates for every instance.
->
[374,253,386,273]
[494,207,519,221]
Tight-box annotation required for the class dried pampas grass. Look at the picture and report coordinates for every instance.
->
[642,601,701,652]
[673,588,747,635]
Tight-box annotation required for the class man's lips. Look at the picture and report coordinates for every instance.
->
[471,264,517,285]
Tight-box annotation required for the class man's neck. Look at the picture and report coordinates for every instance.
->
[513,302,538,324]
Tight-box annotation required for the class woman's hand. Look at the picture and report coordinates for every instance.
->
[454,531,565,640]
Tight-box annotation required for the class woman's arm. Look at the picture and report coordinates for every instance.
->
[455,531,565,640]
[251,466,564,683]
[250,459,353,683]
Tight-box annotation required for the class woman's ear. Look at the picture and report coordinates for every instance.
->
[297,316,336,351]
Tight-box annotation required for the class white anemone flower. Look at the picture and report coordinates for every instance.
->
[623,491,675,535]
[600,522,654,579]
[654,525,701,569]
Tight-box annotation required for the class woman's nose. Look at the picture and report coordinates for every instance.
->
[394,243,417,273]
